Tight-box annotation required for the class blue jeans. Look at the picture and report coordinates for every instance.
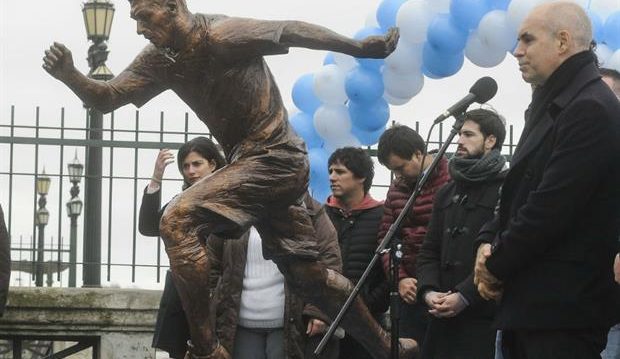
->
[495,331,504,359]
[602,324,620,359]
[233,326,284,359]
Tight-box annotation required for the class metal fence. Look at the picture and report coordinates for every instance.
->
[0,105,519,289]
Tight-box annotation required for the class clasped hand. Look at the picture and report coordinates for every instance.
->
[424,291,467,318]
[473,243,503,301]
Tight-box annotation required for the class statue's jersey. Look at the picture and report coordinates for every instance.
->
[108,14,301,162]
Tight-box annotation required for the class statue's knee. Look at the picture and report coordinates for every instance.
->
[325,268,353,294]
[159,200,193,243]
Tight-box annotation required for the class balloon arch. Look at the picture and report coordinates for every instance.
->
[288,0,620,201]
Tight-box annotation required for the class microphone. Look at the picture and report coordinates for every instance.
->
[433,77,498,124]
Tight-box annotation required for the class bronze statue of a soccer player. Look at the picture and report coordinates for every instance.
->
[43,1,416,358]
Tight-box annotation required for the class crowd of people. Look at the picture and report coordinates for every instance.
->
[31,0,620,358]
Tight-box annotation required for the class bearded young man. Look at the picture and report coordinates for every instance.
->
[416,108,506,359]
[474,2,620,358]
[41,1,418,358]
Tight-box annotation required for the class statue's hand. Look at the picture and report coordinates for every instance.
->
[42,42,76,81]
[360,27,400,59]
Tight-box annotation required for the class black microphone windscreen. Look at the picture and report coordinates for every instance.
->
[470,77,498,104]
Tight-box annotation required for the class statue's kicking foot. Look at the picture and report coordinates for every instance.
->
[184,341,231,359]
[399,338,419,359]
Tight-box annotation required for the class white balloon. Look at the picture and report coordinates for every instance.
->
[323,133,362,153]
[428,0,451,14]
[607,50,620,73]
[559,0,589,9]
[589,0,620,21]
[333,53,359,73]
[313,104,352,141]
[397,0,433,44]
[596,43,614,67]
[506,0,550,32]
[465,30,508,67]
[313,64,348,105]
[385,42,424,74]
[383,68,425,99]
[478,10,517,52]
[365,11,380,28]
[384,91,412,105]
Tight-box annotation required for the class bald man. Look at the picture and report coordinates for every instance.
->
[473,2,620,358]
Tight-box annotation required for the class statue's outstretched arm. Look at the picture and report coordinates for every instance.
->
[278,21,399,59]
[43,42,128,113]
[210,18,399,60]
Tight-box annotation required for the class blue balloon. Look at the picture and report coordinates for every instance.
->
[323,52,336,65]
[427,14,469,54]
[292,73,322,115]
[309,182,332,203]
[450,0,492,31]
[351,125,386,146]
[423,42,465,78]
[489,0,509,10]
[345,67,385,103]
[376,0,407,32]
[354,27,387,71]
[289,112,323,149]
[422,65,443,79]
[308,147,331,202]
[603,11,620,51]
[349,98,390,132]
[588,11,604,42]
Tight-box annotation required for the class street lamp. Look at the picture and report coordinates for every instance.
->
[82,0,114,288]
[66,153,84,287]
[82,0,115,80]
[35,171,51,287]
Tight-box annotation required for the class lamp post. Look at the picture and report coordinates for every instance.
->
[81,0,114,287]
[35,171,51,287]
[67,153,84,287]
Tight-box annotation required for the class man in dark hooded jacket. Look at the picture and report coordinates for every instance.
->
[416,108,507,359]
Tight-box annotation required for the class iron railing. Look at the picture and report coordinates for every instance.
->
[0,105,518,289]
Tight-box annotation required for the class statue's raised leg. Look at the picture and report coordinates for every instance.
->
[160,201,233,359]
[261,204,418,359]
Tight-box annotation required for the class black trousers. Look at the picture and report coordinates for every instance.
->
[399,300,429,350]
[502,328,609,359]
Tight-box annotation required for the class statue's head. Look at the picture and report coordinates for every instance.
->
[128,0,189,49]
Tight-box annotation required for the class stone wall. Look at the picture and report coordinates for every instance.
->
[0,287,162,359]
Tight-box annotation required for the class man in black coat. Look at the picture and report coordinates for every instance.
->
[325,147,389,359]
[417,108,507,359]
[474,2,620,359]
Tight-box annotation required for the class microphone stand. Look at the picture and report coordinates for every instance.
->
[314,112,468,358]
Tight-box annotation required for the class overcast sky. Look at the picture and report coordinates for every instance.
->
[0,0,535,288]
[1,0,532,126]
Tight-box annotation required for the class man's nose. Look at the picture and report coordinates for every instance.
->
[136,22,145,35]
[513,43,524,57]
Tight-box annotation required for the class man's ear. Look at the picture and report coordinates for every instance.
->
[164,0,177,13]
[557,30,571,54]
[484,135,497,151]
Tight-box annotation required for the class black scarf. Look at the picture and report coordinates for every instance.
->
[449,149,506,184]
[521,50,596,141]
